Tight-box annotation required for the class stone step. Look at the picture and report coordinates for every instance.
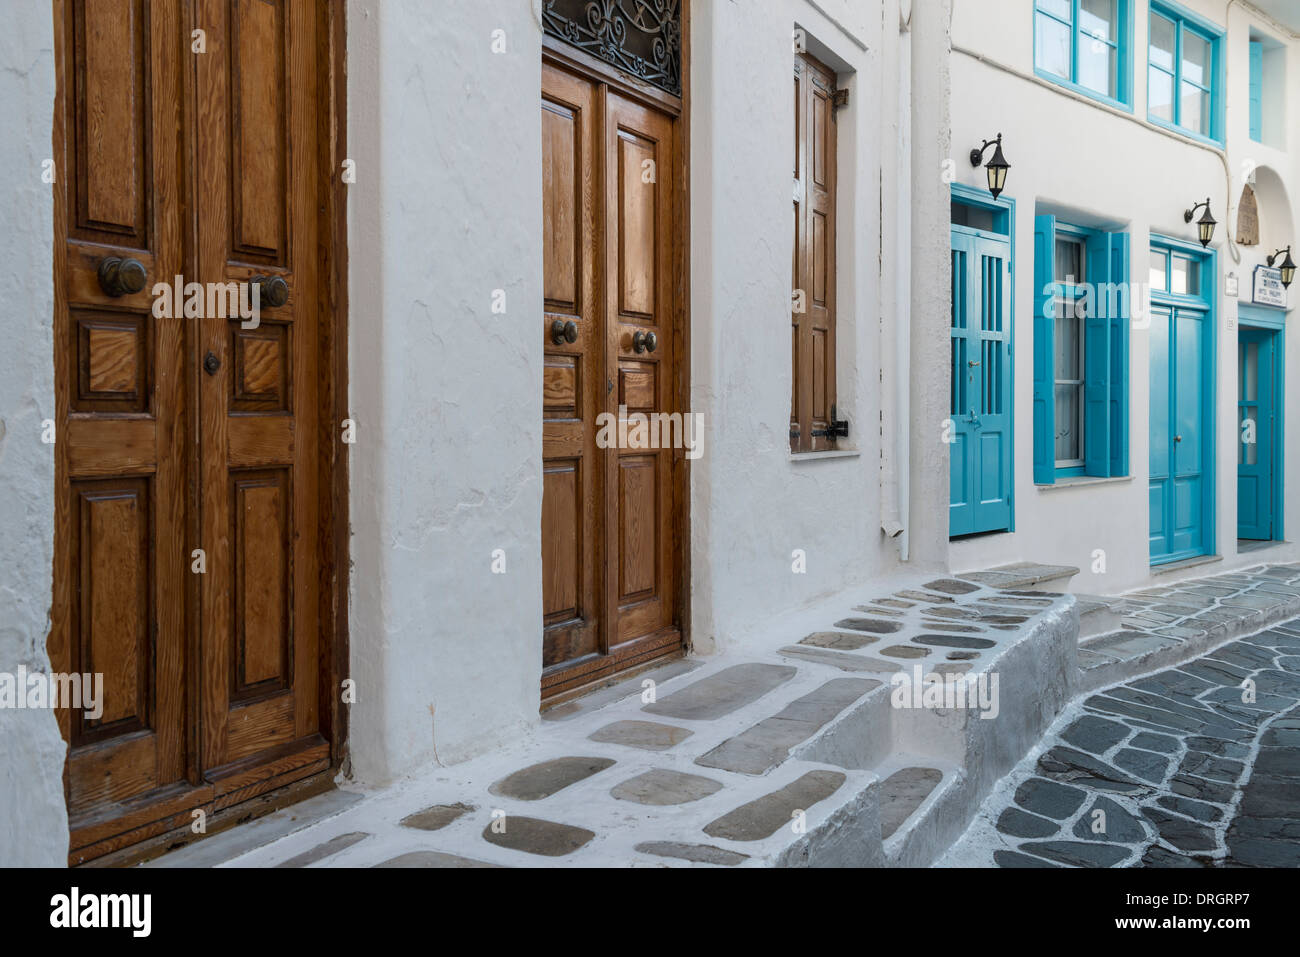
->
[1074,592,1125,640]
[959,562,1080,593]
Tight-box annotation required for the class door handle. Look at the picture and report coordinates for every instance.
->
[633,330,658,354]
[1174,434,1183,443]
[550,319,578,345]
[97,257,147,297]
[968,359,981,367]
[251,275,289,308]
[203,351,221,376]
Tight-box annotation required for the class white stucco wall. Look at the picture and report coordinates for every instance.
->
[947,0,1300,594]
[690,0,951,653]
[0,4,68,866]
[346,0,545,782]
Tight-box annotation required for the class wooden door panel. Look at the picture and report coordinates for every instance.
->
[605,91,676,651]
[53,0,188,817]
[542,63,601,678]
[196,0,320,772]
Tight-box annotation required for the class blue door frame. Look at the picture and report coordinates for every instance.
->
[1238,306,1286,541]
[1149,237,1216,565]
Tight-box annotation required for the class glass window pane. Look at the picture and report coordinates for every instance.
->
[1080,0,1116,42]
[1055,237,1084,283]
[1171,255,1200,295]
[1241,411,1258,465]
[1078,40,1116,97]
[1036,14,1071,79]
[1180,82,1208,134]
[1149,67,1173,122]
[1150,14,1176,71]
[1055,309,1081,379]
[1243,341,1259,401]
[1054,384,1084,463]
[1037,0,1071,19]
[1182,29,1209,87]
[1149,250,1167,291]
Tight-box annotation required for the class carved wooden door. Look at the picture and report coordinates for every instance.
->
[53,0,335,863]
[540,57,682,701]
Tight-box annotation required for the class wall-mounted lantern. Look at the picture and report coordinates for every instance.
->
[1183,198,1217,248]
[1267,246,1296,288]
[969,133,1010,200]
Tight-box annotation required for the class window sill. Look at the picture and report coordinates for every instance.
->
[789,448,861,463]
[1146,114,1224,150]
[1036,474,1133,491]
[1033,68,1133,114]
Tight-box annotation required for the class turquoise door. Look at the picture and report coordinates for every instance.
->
[950,229,1012,537]
[1149,304,1211,562]
[1237,328,1277,540]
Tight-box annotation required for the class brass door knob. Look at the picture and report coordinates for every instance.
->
[97,257,147,297]
[633,330,658,354]
[252,275,289,308]
[550,319,578,345]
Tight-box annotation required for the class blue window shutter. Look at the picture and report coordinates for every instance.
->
[1084,231,1112,476]
[1249,41,1263,142]
[1107,232,1131,476]
[1033,215,1056,484]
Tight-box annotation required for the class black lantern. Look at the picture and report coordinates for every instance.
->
[970,133,1010,200]
[1183,198,1217,247]
[1267,246,1296,289]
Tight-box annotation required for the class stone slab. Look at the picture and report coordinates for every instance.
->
[611,769,723,806]
[276,831,369,868]
[490,756,617,801]
[588,720,693,752]
[399,803,475,832]
[375,851,502,868]
[703,770,846,842]
[695,678,875,775]
[635,841,749,866]
[878,767,943,840]
[480,816,596,857]
[643,663,797,721]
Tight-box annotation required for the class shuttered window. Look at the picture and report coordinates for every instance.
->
[1033,216,1131,483]
[790,52,839,453]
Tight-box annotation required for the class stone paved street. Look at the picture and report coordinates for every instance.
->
[942,618,1300,867]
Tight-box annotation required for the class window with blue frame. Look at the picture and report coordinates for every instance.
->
[1148,3,1223,143]
[1033,216,1131,483]
[1249,40,1263,142]
[1034,0,1131,107]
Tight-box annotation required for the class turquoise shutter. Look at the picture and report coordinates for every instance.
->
[1033,215,1056,484]
[1249,41,1263,142]
[1084,231,1113,476]
[1107,232,1131,476]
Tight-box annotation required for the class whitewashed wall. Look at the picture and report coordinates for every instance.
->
[0,5,68,866]
[948,0,1300,594]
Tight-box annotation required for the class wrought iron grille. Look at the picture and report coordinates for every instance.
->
[542,0,682,96]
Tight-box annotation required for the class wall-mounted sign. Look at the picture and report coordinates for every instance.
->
[1253,266,1288,309]
[1225,272,1239,298]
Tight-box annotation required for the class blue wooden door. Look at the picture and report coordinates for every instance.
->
[1149,305,1210,562]
[950,230,1012,537]
[1237,328,1276,540]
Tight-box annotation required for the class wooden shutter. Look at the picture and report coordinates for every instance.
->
[1032,214,1056,484]
[791,53,838,453]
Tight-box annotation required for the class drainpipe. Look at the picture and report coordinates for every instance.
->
[879,0,908,549]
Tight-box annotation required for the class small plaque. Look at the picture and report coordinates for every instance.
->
[1253,266,1288,309]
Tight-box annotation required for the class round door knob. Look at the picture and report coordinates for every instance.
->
[97,257,147,297]
[253,275,289,308]
[633,330,658,354]
[550,319,578,345]
[203,351,221,376]
[1175,435,1183,443]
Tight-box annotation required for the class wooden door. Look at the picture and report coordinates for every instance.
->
[541,58,683,701]
[949,229,1011,537]
[52,0,189,825]
[1237,328,1276,541]
[1149,304,1210,563]
[193,0,324,779]
[52,0,340,863]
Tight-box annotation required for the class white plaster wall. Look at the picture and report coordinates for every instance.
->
[690,0,951,652]
[947,0,1300,594]
[0,4,68,866]
[346,0,545,783]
